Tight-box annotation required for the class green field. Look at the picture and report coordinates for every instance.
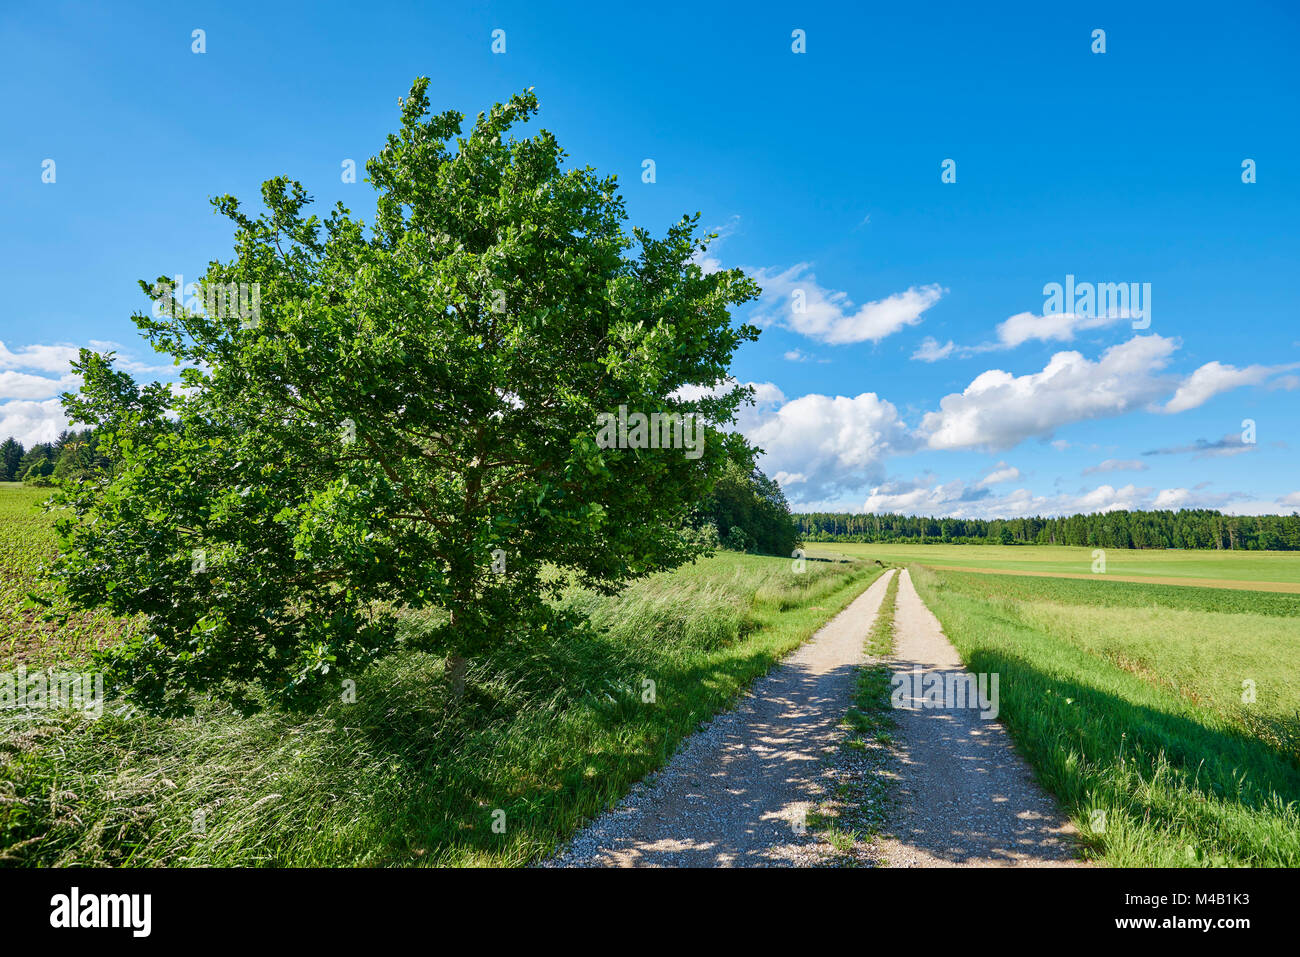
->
[0,480,883,866]
[808,541,1300,589]
[0,484,139,666]
[913,565,1300,866]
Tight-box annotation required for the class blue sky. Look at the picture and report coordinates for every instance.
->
[2,0,1298,516]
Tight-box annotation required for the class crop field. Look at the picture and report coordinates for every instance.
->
[911,564,1300,866]
[0,480,882,866]
[0,484,139,667]
[807,541,1300,591]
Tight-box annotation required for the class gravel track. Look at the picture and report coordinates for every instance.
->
[546,566,1084,868]
[546,569,896,867]
[874,568,1085,867]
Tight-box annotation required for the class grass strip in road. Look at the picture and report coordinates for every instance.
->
[809,568,900,863]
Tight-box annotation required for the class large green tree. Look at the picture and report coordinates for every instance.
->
[51,80,760,714]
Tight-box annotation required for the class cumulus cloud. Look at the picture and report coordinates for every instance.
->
[0,341,83,375]
[745,391,913,499]
[844,474,1300,519]
[859,477,1153,519]
[751,264,944,345]
[0,338,187,447]
[0,371,79,401]
[917,335,1178,451]
[910,311,1132,362]
[0,398,70,446]
[681,332,1287,510]
[1161,360,1299,414]
[1154,487,1197,509]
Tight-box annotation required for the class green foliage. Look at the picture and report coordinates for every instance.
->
[0,438,24,483]
[701,458,799,556]
[47,80,762,714]
[21,460,53,486]
[721,525,752,552]
[0,486,139,666]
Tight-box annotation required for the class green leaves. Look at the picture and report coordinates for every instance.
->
[54,79,761,714]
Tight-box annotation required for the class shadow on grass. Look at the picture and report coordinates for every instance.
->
[340,632,813,865]
[956,642,1300,866]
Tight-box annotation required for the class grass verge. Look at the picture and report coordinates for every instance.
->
[1,553,883,866]
[909,564,1300,867]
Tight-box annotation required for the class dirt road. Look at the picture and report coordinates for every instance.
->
[874,568,1084,867]
[547,569,896,867]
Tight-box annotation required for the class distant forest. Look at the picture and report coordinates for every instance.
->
[795,510,1300,551]
[4,431,1296,551]
[0,430,104,486]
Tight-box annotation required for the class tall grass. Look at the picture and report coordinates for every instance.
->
[1,553,881,866]
[910,564,1300,867]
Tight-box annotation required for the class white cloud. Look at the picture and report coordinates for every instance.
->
[0,371,79,401]
[746,391,913,499]
[918,335,1178,451]
[680,335,1292,512]
[1161,360,1299,414]
[911,336,956,362]
[859,477,1153,519]
[995,311,1130,348]
[1083,458,1148,475]
[1153,487,1195,509]
[752,264,944,345]
[977,463,1021,487]
[0,398,70,447]
[0,341,83,374]
[910,311,1132,362]
[1070,483,1152,513]
[0,338,190,447]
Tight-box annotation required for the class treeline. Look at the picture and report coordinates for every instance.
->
[0,430,108,486]
[796,509,1300,551]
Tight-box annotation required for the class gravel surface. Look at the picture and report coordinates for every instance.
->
[873,569,1085,867]
[545,570,896,867]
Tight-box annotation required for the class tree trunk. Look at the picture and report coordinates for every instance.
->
[445,654,467,699]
